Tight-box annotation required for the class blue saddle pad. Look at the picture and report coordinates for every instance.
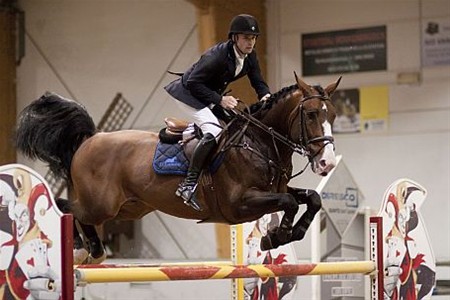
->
[153,142,189,175]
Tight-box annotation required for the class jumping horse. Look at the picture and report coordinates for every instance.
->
[15,74,341,264]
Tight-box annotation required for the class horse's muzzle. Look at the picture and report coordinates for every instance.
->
[312,143,336,176]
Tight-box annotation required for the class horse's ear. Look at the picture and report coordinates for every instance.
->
[294,71,312,95]
[325,76,342,97]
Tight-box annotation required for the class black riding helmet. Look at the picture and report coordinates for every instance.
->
[228,14,260,39]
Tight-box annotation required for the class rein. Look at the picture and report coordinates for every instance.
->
[233,107,307,157]
[241,108,315,180]
[217,93,335,180]
[218,105,308,181]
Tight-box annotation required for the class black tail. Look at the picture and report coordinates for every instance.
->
[15,92,96,181]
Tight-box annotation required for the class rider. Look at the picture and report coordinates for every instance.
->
[164,14,271,211]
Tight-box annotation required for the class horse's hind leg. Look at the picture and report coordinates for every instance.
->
[55,198,89,264]
[287,186,322,242]
[77,222,106,264]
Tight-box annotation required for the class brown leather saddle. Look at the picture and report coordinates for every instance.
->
[158,117,204,160]
[164,117,190,136]
[159,117,198,144]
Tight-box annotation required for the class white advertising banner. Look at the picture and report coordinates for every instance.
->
[316,156,364,237]
[422,17,450,67]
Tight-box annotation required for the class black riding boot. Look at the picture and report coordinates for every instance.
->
[176,133,216,211]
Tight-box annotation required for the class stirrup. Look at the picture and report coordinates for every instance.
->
[175,184,203,212]
[184,196,203,212]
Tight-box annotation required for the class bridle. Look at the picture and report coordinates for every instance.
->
[218,92,335,180]
[289,94,335,160]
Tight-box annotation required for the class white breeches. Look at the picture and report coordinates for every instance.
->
[175,101,222,138]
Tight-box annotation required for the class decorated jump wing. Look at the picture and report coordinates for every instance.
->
[378,178,436,300]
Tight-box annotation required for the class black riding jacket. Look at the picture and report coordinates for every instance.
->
[165,40,270,109]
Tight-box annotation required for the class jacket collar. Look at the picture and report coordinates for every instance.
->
[226,40,237,73]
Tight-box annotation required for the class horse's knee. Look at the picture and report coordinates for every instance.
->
[308,190,322,213]
[279,194,299,212]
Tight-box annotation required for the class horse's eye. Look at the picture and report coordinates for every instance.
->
[306,110,318,119]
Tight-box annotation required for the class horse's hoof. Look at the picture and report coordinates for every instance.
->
[73,248,89,265]
[84,251,107,264]
[260,236,274,251]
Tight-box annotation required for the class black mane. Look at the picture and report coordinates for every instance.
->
[249,83,328,116]
[249,84,298,114]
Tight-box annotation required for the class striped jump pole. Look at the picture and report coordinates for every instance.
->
[67,214,383,300]
[69,180,436,300]
[73,217,383,300]
[75,260,377,285]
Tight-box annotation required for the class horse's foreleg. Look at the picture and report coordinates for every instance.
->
[287,186,322,242]
[240,190,299,251]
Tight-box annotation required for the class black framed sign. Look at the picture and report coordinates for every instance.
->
[302,26,387,76]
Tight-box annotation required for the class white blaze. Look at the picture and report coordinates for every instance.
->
[322,119,335,163]
[313,103,336,175]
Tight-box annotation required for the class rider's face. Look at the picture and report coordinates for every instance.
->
[235,34,257,55]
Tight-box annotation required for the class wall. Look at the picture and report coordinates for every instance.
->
[10,1,450,299]
[15,0,449,264]
[267,0,450,261]
[16,0,199,130]
[16,0,218,260]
